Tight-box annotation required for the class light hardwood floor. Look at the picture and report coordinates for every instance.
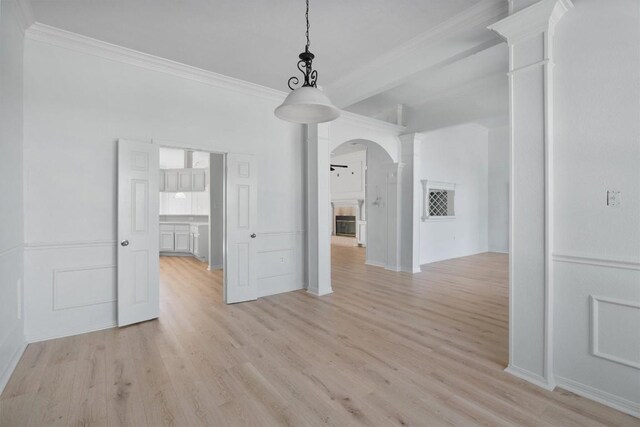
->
[1,247,638,426]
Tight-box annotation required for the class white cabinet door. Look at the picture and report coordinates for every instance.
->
[117,139,159,327]
[174,230,190,252]
[178,170,192,191]
[165,170,178,192]
[192,169,206,191]
[160,231,175,251]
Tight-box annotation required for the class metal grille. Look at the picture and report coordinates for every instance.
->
[429,190,449,216]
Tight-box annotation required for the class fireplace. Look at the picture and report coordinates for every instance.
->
[335,215,356,237]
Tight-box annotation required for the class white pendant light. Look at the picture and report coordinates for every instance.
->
[274,0,340,124]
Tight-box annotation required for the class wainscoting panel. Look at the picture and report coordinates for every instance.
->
[256,231,304,298]
[24,241,118,342]
[553,255,640,417]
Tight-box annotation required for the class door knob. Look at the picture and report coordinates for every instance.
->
[250,233,257,238]
[120,240,130,247]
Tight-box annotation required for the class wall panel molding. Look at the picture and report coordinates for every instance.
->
[553,253,640,271]
[590,295,640,370]
[24,240,117,250]
[52,264,117,311]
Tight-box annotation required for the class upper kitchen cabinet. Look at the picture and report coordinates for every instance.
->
[192,169,206,191]
[160,168,207,192]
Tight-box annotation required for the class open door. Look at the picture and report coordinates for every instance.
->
[117,139,160,326]
[225,153,258,303]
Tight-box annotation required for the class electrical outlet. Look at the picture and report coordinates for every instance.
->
[607,190,621,207]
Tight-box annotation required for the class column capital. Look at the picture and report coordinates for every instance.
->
[488,0,572,45]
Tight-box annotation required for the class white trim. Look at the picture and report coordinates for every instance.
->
[421,180,456,221]
[488,0,573,45]
[0,340,27,395]
[590,295,640,370]
[555,375,640,419]
[365,260,386,269]
[339,111,406,134]
[207,264,223,271]
[27,320,117,344]
[306,289,333,297]
[52,265,117,311]
[504,365,556,391]
[25,23,287,101]
[24,239,117,250]
[553,253,640,271]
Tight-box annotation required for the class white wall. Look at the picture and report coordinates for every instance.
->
[364,146,392,266]
[22,30,307,341]
[330,150,366,201]
[488,125,509,253]
[552,0,640,413]
[0,0,26,392]
[419,123,489,264]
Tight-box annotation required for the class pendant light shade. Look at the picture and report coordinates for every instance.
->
[275,86,340,124]
[274,0,340,124]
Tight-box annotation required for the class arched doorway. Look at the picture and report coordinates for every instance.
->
[330,139,396,268]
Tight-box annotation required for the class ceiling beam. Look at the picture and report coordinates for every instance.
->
[325,0,508,109]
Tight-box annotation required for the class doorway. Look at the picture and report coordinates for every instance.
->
[330,139,395,268]
[158,147,225,311]
[117,139,259,327]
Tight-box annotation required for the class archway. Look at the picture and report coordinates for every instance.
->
[330,139,396,268]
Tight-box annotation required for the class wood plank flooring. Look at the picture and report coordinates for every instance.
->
[1,247,638,426]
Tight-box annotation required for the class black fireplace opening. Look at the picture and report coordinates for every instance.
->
[335,215,356,237]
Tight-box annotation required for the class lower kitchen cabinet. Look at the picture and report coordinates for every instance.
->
[160,223,208,261]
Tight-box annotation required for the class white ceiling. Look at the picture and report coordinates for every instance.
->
[29,0,509,130]
[29,0,479,92]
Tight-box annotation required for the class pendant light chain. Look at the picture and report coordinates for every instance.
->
[305,0,310,50]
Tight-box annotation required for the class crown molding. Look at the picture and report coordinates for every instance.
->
[25,23,288,102]
[24,22,399,130]
[488,0,573,45]
[338,111,406,134]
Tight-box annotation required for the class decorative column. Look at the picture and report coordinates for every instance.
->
[489,0,572,389]
[399,133,424,274]
[305,123,333,296]
[381,162,403,272]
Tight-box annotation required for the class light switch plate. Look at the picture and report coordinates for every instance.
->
[607,190,621,207]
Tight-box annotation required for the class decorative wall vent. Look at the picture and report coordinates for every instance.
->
[422,180,456,221]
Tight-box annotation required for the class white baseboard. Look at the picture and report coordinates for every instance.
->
[555,375,640,419]
[208,264,223,271]
[401,266,421,274]
[504,364,556,391]
[27,320,117,343]
[365,260,386,269]
[306,288,333,297]
[489,250,509,254]
[0,340,27,395]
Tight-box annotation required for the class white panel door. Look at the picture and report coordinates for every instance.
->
[226,153,257,303]
[117,139,159,327]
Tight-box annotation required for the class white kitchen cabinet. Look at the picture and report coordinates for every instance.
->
[160,224,175,251]
[178,170,192,191]
[165,170,178,191]
[174,225,191,252]
[192,169,206,191]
